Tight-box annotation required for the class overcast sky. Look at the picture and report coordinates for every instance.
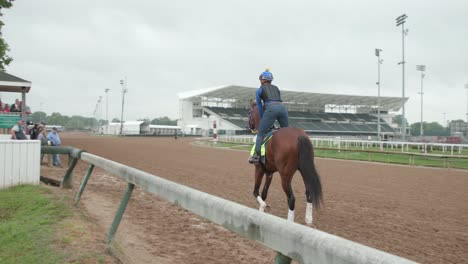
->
[2,0,467,125]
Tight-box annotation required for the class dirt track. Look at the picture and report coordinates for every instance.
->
[42,133,468,264]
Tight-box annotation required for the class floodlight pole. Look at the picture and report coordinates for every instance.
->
[98,97,102,132]
[105,89,110,134]
[396,14,408,140]
[120,78,127,135]
[416,65,426,136]
[465,84,468,123]
[443,112,446,127]
[375,49,383,140]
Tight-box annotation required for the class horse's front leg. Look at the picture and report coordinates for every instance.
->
[253,165,267,212]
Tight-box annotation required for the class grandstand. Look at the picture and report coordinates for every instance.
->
[177,85,407,138]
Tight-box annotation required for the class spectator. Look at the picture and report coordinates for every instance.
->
[47,127,62,167]
[3,103,10,113]
[10,99,21,112]
[30,123,40,140]
[37,125,47,141]
[10,119,27,140]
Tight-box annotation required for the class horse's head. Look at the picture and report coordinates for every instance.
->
[248,106,260,134]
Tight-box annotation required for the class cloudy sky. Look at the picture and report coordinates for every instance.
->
[2,0,467,124]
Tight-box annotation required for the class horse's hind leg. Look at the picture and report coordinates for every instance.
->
[305,190,313,225]
[253,166,267,212]
[281,176,295,222]
[260,172,273,212]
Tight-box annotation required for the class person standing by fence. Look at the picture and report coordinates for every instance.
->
[10,119,27,140]
[47,127,62,167]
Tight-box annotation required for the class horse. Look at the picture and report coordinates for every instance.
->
[248,106,323,224]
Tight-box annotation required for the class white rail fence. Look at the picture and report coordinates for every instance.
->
[218,135,468,155]
[76,151,416,264]
[0,140,40,189]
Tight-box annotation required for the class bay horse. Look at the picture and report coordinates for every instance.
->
[248,106,323,224]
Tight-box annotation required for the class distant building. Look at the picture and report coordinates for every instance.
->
[449,120,468,137]
[106,121,149,135]
[177,85,407,139]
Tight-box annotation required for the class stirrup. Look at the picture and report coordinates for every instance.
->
[248,155,260,164]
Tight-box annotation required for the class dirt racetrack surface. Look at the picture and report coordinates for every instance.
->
[41,133,468,264]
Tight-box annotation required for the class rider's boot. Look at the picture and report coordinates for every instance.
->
[248,150,261,164]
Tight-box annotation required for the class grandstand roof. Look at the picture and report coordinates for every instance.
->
[178,85,408,111]
[0,72,31,93]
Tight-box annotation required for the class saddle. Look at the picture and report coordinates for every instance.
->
[251,127,279,164]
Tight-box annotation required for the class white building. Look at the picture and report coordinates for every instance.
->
[105,121,149,135]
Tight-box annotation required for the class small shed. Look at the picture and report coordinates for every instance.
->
[149,125,181,136]
[107,121,149,135]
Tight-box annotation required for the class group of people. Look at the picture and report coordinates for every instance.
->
[10,119,62,167]
[0,98,24,113]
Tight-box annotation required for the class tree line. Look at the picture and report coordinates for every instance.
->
[27,112,177,130]
[392,115,454,136]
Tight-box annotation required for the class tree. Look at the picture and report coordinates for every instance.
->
[28,111,47,124]
[47,112,69,126]
[0,0,14,71]
[392,114,408,128]
[112,118,120,123]
[410,121,449,136]
[151,116,177,125]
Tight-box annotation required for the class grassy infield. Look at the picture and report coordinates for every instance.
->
[0,185,112,264]
[209,141,468,170]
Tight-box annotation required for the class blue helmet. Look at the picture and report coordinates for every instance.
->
[259,68,273,81]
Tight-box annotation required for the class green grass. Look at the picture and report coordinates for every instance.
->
[0,185,113,264]
[0,185,69,263]
[208,141,468,170]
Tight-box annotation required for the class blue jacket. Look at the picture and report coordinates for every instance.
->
[47,132,61,146]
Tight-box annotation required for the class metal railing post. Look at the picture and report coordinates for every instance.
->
[74,164,95,205]
[108,182,135,244]
[61,157,78,188]
[275,252,292,264]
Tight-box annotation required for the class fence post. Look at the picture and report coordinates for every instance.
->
[74,164,95,205]
[108,182,135,244]
[274,252,292,264]
[61,157,78,188]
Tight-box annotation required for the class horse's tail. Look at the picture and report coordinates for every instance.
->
[297,136,323,208]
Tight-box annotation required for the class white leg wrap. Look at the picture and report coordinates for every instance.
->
[305,203,313,225]
[257,196,266,212]
[287,209,295,222]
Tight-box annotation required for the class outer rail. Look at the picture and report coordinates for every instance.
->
[42,146,416,264]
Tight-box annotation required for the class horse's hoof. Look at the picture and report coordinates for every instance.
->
[264,205,271,213]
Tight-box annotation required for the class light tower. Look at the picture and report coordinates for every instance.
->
[375,48,383,140]
[396,14,408,140]
[105,88,110,134]
[416,65,426,136]
[119,78,127,135]
[465,84,468,123]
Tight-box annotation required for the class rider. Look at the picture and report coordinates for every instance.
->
[248,68,289,164]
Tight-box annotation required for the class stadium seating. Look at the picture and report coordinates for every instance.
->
[205,107,396,135]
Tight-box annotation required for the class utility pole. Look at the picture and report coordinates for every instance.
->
[375,48,383,140]
[105,89,110,134]
[465,84,468,123]
[120,78,127,135]
[443,112,446,127]
[416,65,426,136]
[396,14,408,140]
